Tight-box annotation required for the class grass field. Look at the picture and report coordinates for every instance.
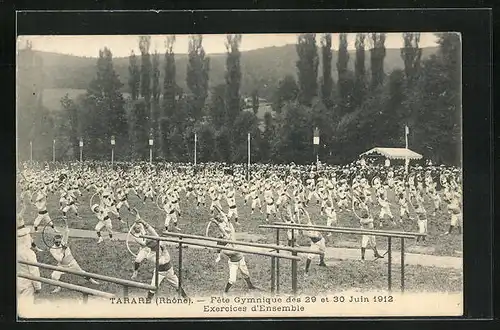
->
[21,187,463,301]
[33,238,462,301]
[24,188,463,257]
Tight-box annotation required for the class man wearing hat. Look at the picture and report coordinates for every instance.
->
[17,201,44,252]
[32,185,58,233]
[130,210,189,299]
[213,217,257,294]
[302,217,327,274]
[48,228,100,293]
[17,217,42,306]
[263,183,277,222]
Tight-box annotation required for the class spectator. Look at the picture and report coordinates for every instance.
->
[17,226,42,309]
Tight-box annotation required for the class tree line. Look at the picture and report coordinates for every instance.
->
[17,33,461,165]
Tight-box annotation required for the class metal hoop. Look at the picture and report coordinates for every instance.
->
[297,207,311,225]
[126,224,141,258]
[205,220,216,237]
[126,217,152,258]
[89,192,99,210]
[156,193,165,212]
[352,195,367,221]
[41,217,66,250]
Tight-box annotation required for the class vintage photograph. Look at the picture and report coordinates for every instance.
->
[16,32,462,318]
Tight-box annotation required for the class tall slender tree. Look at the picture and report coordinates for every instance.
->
[224,34,243,162]
[337,33,350,116]
[152,50,161,157]
[139,36,152,132]
[353,33,367,107]
[130,101,149,160]
[128,50,140,101]
[161,35,177,158]
[400,32,422,84]
[404,33,461,164]
[186,34,210,121]
[224,34,243,125]
[163,36,177,118]
[260,111,274,162]
[60,94,80,158]
[320,33,333,109]
[370,33,387,90]
[400,32,423,145]
[152,51,161,104]
[85,47,126,159]
[209,84,227,129]
[296,34,319,107]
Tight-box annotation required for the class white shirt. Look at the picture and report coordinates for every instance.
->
[50,245,74,265]
[18,247,41,291]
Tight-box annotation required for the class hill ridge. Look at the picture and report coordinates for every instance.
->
[18,44,438,111]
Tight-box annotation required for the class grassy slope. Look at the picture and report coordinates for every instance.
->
[25,45,439,109]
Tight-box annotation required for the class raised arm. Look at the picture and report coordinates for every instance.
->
[145,222,159,237]
[135,213,159,237]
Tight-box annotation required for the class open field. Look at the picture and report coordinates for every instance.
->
[19,185,463,302]
[33,237,462,301]
[24,188,463,258]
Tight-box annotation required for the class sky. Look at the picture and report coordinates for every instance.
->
[17,33,439,58]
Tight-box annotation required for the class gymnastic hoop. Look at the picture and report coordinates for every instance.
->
[41,217,67,250]
[126,223,144,258]
[296,207,312,225]
[89,192,99,210]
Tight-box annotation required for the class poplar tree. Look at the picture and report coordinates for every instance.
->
[162,35,177,158]
[128,50,140,101]
[337,33,351,116]
[224,34,243,162]
[85,47,126,159]
[400,32,423,145]
[60,94,80,158]
[139,36,152,131]
[296,33,319,107]
[353,33,366,107]
[151,50,161,157]
[401,32,422,85]
[320,33,333,109]
[186,34,210,121]
[370,33,387,90]
[163,36,177,118]
[224,34,243,125]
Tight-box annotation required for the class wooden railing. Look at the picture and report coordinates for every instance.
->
[17,273,114,303]
[18,260,156,297]
[141,232,318,295]
[160,231,322,294]
[259,222,426,293]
